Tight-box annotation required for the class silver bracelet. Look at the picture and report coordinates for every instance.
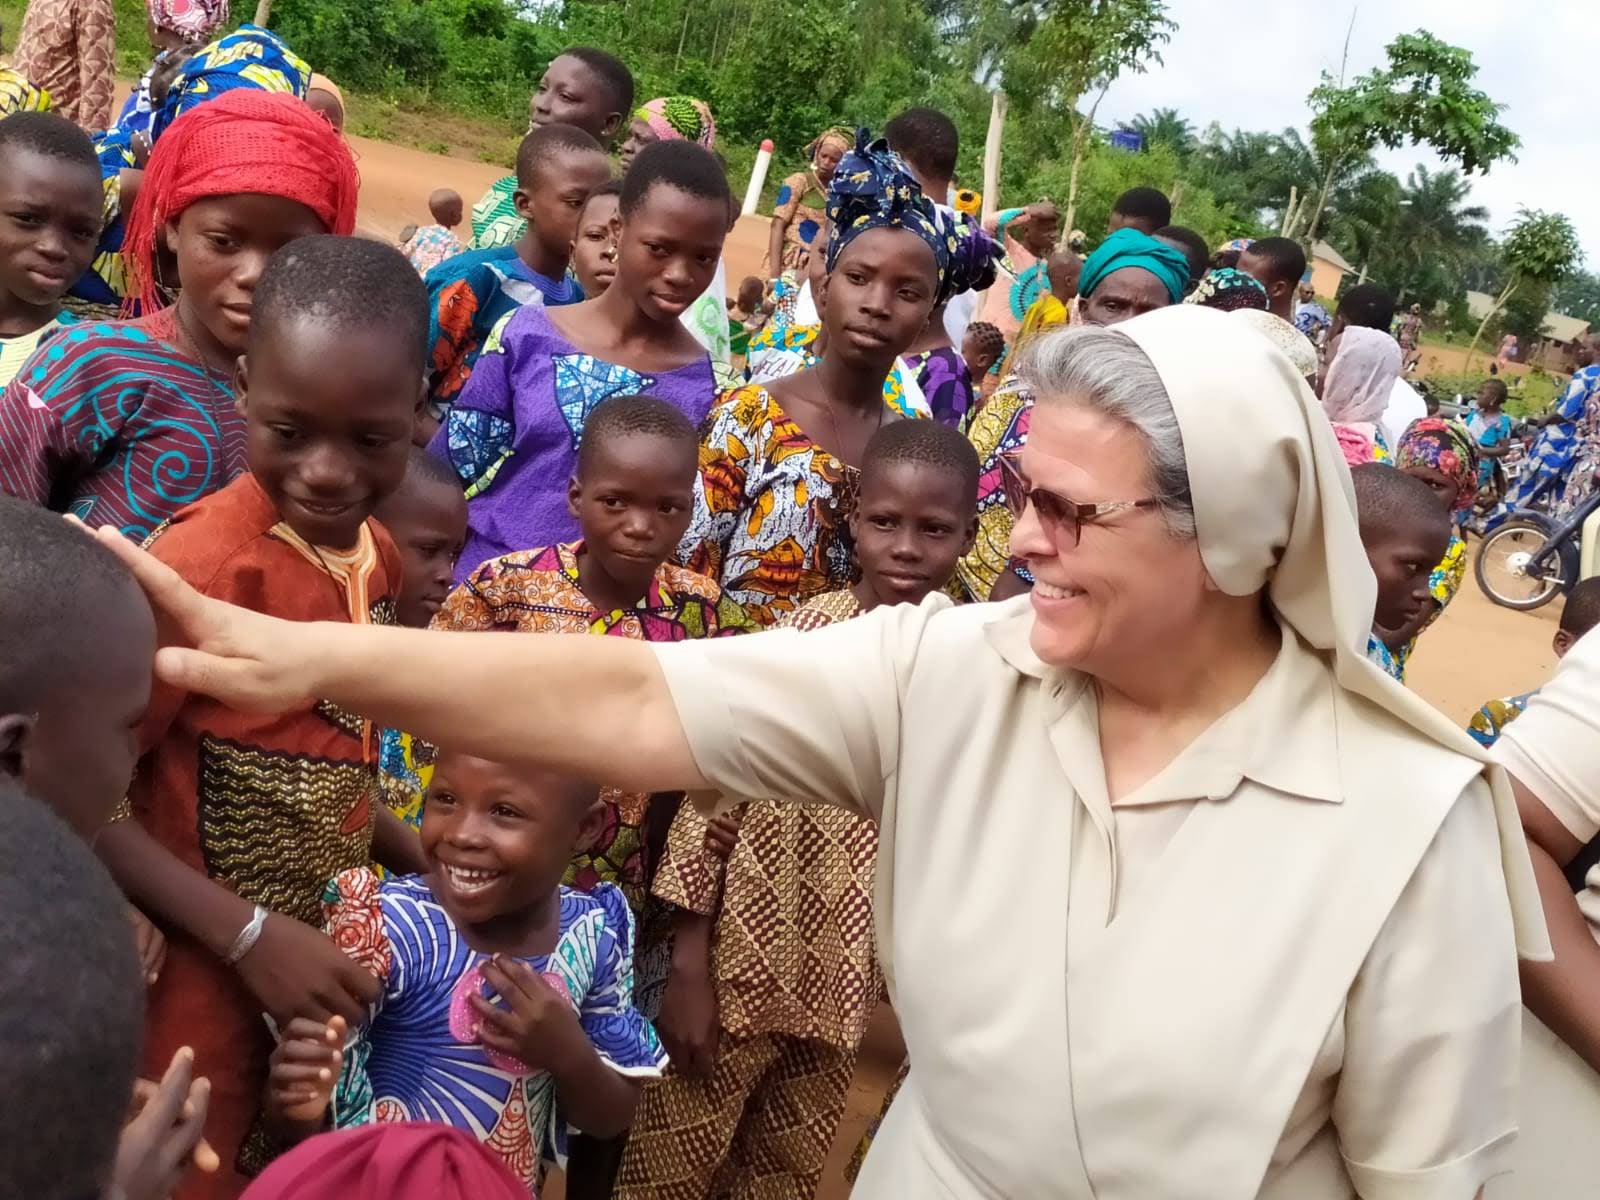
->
[225,904,270,965]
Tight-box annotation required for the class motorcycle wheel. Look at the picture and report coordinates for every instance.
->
[1474,518,1577,611]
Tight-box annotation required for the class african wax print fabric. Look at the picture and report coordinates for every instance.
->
[401,223,465,279]
[652,587,880,1045]
[1488,365,1599,526]
[955,378,1032,602]
[433,540,752,915]
[0,307,243,539]
[1468,691,1537,749]
[430,304,715,582]
[325,869,665,1191]
[424,244,582,418]
[124,472,399,1194]
[676,384,863,627]
[0,312,71,389]
[9,0,113,128]
[469,175,522,250]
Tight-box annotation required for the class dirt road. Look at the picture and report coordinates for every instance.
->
[355,140,1566,1200]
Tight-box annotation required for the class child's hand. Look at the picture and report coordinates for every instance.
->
[113,1047,219,1200]
[266,1016,346,1131]
[234,913,379,1029]
[703,812,743,860]
[128,905,166,985]
[472,957,584,1073]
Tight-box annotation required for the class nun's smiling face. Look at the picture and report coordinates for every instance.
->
[1009,400,1210,672]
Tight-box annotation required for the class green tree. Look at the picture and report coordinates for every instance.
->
[1304,31,1518,244]
[1126,106,1193,157]
[966,0,1174,229]
[1466,207,1583,369]
[1553,271,1600,325]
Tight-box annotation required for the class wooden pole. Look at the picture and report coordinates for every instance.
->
[253,0,273,27]
[981,89,1007,224]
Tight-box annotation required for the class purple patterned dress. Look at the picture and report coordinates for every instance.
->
[430,303,717,581]
[907,347,976,427]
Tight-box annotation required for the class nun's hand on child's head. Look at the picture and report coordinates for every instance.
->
[234,913,380,1030]
[113,1047,219,1200]
[91,525,320,713]
[265,1016,346,1133]
[472,957,584,1073]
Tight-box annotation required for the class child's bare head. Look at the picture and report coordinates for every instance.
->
[0,496,154,837]
[1352,464,1451,648]
[428,188,464,229]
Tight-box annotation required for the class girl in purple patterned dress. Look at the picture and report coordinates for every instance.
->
[433,141,731,581]
[263,748,665,1194]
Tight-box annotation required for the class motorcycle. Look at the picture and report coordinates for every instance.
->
[1475,481,1600,610]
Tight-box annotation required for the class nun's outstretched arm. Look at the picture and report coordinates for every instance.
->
[93,527,707,794]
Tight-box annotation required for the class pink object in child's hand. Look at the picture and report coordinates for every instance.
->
[449,962,575,1075]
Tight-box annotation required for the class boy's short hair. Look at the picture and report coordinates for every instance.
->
[862,419,981,510]
[1561,578,1600,639]
[1337,283,1396,331]
[0,494,141,711]
[251,235,428,368]
[576,394,698,475]
[1351,462,1448,536]
[399,445,466,497]
[0,110,100,175]
[885,106,960,181]
[0,779,144,1200]
[1479,378,1509,404]
[1154,224,1209,286]
[516,122,606,188]
[563,46,635,117]
[1243,236,1307,289]
[1112,187,1172,230]
[620,140,732,219]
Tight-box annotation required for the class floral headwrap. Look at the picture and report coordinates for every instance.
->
[1396,417,1480,517]
[1185,267,1268,312]
[147,0,229,40]
[807,127,852,165]
[635,96,715,149]
[825,129,955,303]
[944,212,1002,298]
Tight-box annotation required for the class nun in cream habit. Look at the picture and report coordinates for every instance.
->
[90,305,1551,1199]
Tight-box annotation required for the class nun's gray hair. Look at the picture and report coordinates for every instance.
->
[1018,325,1196,539]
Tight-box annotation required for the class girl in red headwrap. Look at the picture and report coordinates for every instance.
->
[0,88,357,542]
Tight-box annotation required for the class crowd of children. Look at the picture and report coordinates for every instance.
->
[3,10,1599,1200]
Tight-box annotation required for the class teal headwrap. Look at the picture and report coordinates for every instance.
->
[1077,227,1189,305]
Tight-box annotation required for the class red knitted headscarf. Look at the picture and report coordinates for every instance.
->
[122,89,360,314]
[241,1124,527,1200]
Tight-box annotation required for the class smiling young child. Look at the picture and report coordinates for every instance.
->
[434,140,728,580]
[94,237,429,1195]
[433,395,749,929]
[0,113,101,388]
[1352,463,1453,682]
[0,90,359,540]
[262,746,666,1195]
[619,420,977,1200]
[424,124,612,426]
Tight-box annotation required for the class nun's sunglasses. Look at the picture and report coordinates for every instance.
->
[998,453,1160,548]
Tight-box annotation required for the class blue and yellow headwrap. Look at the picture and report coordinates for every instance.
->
[825,129,956,303]
[1078,227,1189,305]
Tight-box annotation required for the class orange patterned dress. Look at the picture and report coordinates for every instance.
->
[123,473,400,1197]
[675,384,859,628]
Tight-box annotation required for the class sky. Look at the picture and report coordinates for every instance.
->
[1097,0,1599,268]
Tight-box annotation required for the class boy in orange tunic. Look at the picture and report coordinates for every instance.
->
[97,237,431,1198]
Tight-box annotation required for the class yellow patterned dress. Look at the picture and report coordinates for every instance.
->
[677,384,864,628]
